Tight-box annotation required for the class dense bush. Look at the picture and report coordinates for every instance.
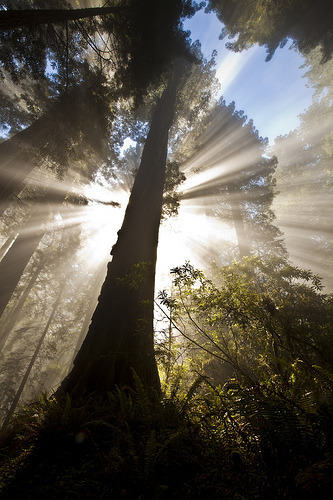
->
[0,257,332,498]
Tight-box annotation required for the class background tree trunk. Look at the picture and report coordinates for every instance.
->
[0,188,66,319]
[0,209,46,319]
[0,232,17,260]
[0,260,44,352]
[0,111,57,215]
[1,281,65,431]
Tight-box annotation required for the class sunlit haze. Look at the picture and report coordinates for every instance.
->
[0,2,332,494]
[0,1,331,422]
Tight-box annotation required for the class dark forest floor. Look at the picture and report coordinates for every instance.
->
[0,388,333,499]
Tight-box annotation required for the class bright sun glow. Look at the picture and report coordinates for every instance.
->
[156,199,237,292]
[79,183,130,266]
[75,176,237,293]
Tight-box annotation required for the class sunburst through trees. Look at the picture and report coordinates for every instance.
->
[0,2,332,497]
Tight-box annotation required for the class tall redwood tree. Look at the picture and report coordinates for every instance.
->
[60,62,185,397]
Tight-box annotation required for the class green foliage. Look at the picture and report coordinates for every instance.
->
[206,0,333,62]
[0,386,208,498]
[0,370,332,498]
[159,257,333,392]
[0,0,92,136]
[154,256,333,496]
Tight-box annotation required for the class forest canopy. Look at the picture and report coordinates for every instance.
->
[206,0,333,62]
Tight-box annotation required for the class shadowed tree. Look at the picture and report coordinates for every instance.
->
[0,232,17,260]
[0,257,44,352]
[0,76,111,214]
[0,218,86,423]
[60,61,187,397]
[0,0,199,213]
[0,4,128,30]
[0,1,207,401]
[0,200,54,320]
[58,41,218,398]
[1,280,66,431]
[0,184,88,320]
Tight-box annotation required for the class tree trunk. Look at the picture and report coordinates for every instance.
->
[228,184,250,259]
[0,185,66,319]
[0,232,17,260]
[0,260,44,352]
[0,6,126,30]
[0,112,56,215]
[0,88,83,215]
[60,66,182,398]
[1,281,65,431]
[0,209,47,319]
[72,262,107,362]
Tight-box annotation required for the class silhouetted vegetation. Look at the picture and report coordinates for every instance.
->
[1,258,332,497]
[207,0,333,62]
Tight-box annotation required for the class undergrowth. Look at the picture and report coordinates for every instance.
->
[0,377,332,499]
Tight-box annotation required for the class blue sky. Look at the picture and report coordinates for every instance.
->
[183,10,314,143]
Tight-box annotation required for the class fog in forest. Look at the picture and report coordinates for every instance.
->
[0,1,332,497]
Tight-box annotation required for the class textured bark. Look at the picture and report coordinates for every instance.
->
[60,68,182,398]
[0,6,125,30]
[72,262,107,362]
